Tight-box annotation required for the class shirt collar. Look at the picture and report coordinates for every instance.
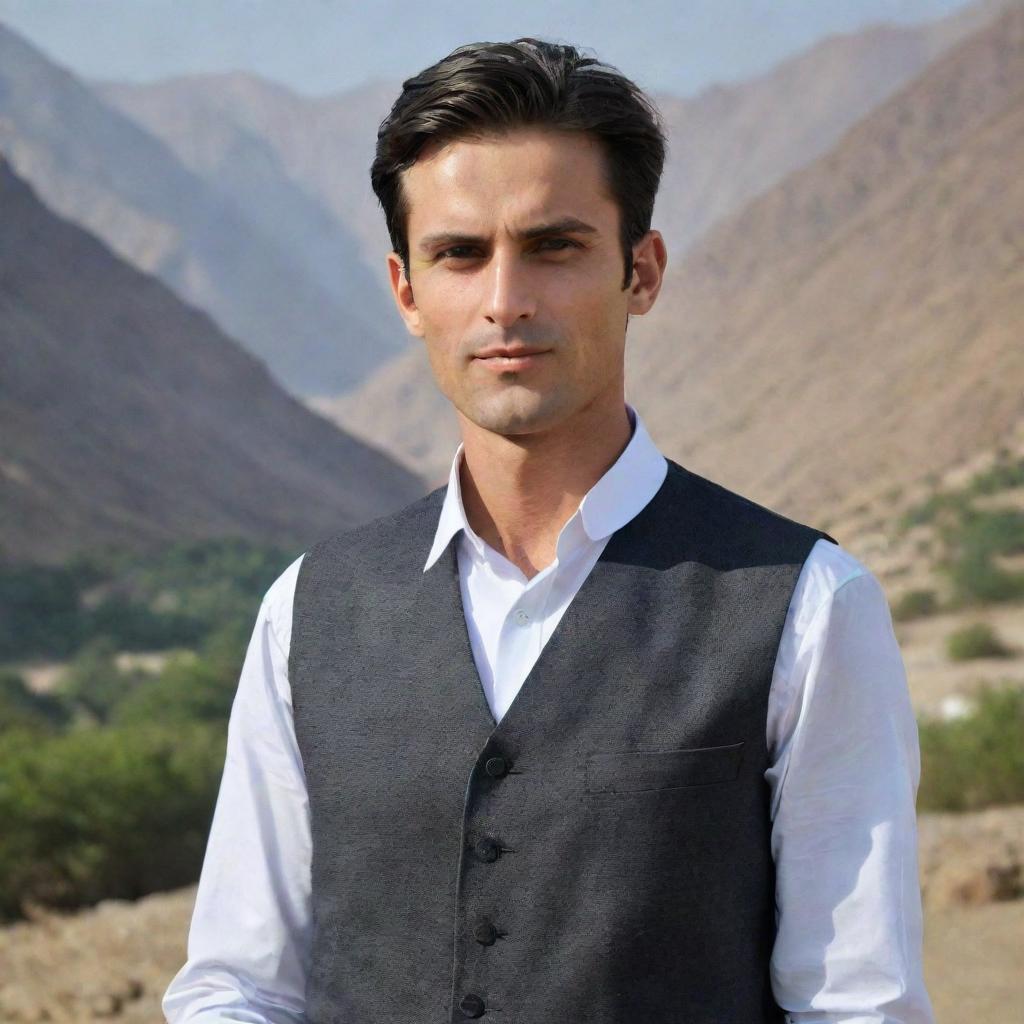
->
[422,403,668,572]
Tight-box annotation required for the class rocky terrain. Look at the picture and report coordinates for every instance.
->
[1,805,1020,1022]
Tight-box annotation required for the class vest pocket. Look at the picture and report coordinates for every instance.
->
[583,740,745,794]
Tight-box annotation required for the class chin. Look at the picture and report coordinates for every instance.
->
[469,391,582,439]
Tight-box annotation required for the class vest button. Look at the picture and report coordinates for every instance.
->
[473,917,498,945]
[459,992,486,1017]
[484,755,508,777]
[474,836,501,862]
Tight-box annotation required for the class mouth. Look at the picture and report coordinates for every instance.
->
[472,346,552,371]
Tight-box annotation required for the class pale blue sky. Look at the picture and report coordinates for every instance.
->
[0,0,973,97]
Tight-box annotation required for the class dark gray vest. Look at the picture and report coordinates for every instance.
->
[290,458,837,1023]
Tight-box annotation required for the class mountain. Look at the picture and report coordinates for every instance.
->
[651,0,1013,254]
[0,155,424,566]
[0,22,403,398]
[91,0,1010,288]
[315,4,1024,529]
[85,1,1010,442]
[622,2,1024,522]
[93,73,397,286]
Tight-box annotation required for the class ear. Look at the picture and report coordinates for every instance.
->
[625,229,668,316]
[386,251,425,338]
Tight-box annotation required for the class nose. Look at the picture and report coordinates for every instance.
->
[482,249,536,328]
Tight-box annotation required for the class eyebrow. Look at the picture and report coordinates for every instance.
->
[417,216,600,254]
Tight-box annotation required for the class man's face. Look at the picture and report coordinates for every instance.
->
[386,127,662,439]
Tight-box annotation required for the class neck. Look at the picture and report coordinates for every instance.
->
[457,395,633,580]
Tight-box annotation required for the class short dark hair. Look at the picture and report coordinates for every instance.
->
[370,37,667,290]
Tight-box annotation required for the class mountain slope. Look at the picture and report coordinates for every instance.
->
[91,0,1011,289]
[94,72,398,284]
[0,156,423,565]
[318,5,1024,526]
[652,0,1013,253]
[624,3,1024,521]
[0,22,401,398]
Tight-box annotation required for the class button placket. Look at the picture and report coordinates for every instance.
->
[454,542,562,1021]
[459,773,511,1019]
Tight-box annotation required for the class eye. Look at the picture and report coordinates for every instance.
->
[433,238,580,264]
[535,238,579,252]
[436,245,480,261]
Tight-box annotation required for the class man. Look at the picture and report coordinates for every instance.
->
[163,38,934,1023]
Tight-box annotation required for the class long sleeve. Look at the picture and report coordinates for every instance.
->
[162,554,311,1023]
[764,539,934,1023]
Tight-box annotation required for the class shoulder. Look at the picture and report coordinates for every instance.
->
[259,551,306,656]
[786,536,880,634]
[297,483,447,585]
[771,542,893,756]
[254,478,444,653]
[659,459,838,564]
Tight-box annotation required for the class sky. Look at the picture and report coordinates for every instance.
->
[0,0,976,98]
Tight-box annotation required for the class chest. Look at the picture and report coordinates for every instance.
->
[291,540,791,829]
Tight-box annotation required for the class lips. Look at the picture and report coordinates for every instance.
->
[473,345,551,360]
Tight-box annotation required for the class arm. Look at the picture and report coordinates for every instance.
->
[765,541,935,1023]
[162,555,311,1023]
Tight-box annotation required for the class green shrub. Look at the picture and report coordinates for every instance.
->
[892,588,939,622]
[946,622,1014,661]
[0,670,70,734]
[953,507,1024,558]
[0,537,297,662]
[0,564,87,660]
[896,490,969,533]
[945,552,1024,605]
[966,454,1024,497]
[918,684,1024,812]
[109,623,245,729]
[50,636,145,725]
[941,507,1024,606]
[0,720,226,921]
[85,594,206,652]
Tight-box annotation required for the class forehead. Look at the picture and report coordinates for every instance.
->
[402,128,617,237]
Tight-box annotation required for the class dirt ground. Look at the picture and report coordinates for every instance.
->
[1,808,1021,1023]
[923,900,1024,1020]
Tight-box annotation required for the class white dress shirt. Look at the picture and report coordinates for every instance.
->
[162,404,934,1024]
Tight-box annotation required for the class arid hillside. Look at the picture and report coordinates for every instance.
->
[94,0,1009,279]
[626,3,1024,526]
[0,156,423,565]
[651,0,1011,254]
[0,23,402,397]
[319,5,1024,532]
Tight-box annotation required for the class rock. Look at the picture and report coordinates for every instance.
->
[918,804,1024,909]
[86,993,121,1018]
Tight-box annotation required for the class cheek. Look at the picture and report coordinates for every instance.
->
[427,265,488,303]
[565,292,628,352]
[419,286,478,343]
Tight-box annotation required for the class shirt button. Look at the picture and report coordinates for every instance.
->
[459,992,486,1018]
[474,836,501,862]
[513,608,530,625]
[473,917,498,945]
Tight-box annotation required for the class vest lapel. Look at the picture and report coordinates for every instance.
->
[420,470,671,748]
[416,533,500,736]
